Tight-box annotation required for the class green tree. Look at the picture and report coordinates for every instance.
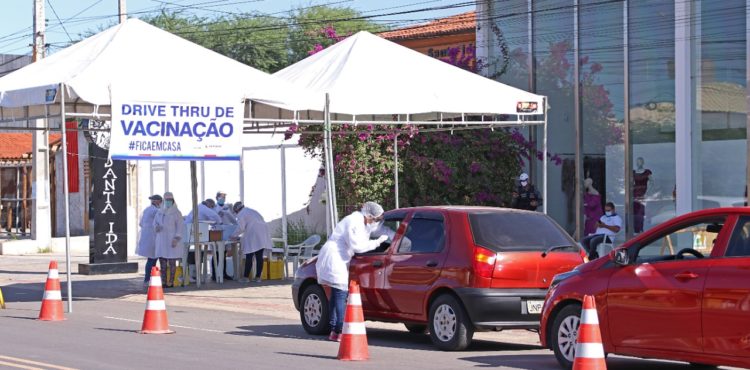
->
[143,10,290,73]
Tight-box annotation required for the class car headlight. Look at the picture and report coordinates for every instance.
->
[550,270,579,288]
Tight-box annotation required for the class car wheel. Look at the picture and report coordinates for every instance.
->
[428,294,474,351]
[299,284,329,335]
[404,323,428,334]
[551,303,582,370]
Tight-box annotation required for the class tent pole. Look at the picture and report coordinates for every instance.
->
[280,146,288,259]
[394,134,399,209]
[60,83,73,313]
[190,161,200,288]
[543,97,548,215]
[326,95,338,225]
[322,94,333,235]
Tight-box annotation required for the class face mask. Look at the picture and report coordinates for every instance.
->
[217,198,225,206]
[520,181,528,186]
[165,200,174,208]
[152,202,160,208]
[605,211,613,216]
[366,220,383,233]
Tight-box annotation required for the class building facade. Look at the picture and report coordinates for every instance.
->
[478,0,748,240]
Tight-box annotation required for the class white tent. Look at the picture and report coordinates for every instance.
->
[271,31,548,225]
[0,18,316,300]
[0,18,305,111]
[274,31,545,117]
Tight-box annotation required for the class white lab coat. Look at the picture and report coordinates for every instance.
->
[184,203,222,224]
[135,205,158,259]
[231,207,272,255]
[316,211,390,291]
[216,204,237,225]
[154,205,185,259]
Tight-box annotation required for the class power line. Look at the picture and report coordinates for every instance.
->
[47,0,73,42]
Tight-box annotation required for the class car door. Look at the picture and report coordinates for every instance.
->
[349,210,408,315]
[381,211,448,318]
[703,215,750,358]
[607,216,726,353]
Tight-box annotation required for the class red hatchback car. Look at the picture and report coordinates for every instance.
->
[541,207,750,369]
[292,206,584,350]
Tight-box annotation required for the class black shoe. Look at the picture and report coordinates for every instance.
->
[223,275,233,281]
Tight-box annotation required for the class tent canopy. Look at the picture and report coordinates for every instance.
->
[273,31,545,117]
[0,18,306,112]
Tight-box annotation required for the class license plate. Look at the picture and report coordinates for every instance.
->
[526,300,544,314]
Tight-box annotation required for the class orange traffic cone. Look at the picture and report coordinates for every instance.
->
[38,261,65,321]
[337,280,368,361]
[572,295,607,370]
[140,266,174,334]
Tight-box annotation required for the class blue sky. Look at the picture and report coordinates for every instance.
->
[0,0,473,56]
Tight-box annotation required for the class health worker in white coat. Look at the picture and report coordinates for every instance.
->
[230,202,272,283]
[154,192,185,288]
[136,194,162,287]
[315,201,392,341]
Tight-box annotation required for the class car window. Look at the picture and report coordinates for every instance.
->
[725,216,750,257]
[468,211,576,252]
[361,215,404,255]
[397,217,445,254]
[636,218,724,263]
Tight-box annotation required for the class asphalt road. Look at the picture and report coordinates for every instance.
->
[0,255,742,370]
[0,298,740,370]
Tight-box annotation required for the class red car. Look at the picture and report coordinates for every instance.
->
[541,207,750,369]
[292,206,584,350]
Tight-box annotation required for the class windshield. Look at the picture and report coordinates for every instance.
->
[469,211,576,252]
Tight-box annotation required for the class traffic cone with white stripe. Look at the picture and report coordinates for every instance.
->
[38,261,64,321]
[139,266,174,334]
[337,280,368,361]
[572,295,607,370]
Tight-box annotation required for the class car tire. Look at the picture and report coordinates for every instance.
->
[428,294,474,351]
[299,284,329,335]
[404,323,428,334]
[550,303,583,370]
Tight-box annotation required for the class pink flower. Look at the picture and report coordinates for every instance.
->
[308,44,324,55]
[591,62,603,73]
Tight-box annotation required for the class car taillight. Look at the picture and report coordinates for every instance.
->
[474,246,497,279]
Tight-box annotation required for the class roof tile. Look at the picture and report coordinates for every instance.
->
[380,11,475,40]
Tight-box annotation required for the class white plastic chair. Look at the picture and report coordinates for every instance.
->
[284,234,321,278]
[596,235,615,258]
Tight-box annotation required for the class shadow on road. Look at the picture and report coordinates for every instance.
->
[461,353,708,369]
[227,323,541,353]
[0,277,293,303]
[276,352,337,361]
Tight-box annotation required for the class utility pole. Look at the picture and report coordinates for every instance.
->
[118,0,127,23]
[31,0,52,270]
[32,0,45,61]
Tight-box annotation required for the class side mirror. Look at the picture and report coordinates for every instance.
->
[613,248,629,266]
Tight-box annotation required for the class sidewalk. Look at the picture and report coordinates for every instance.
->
[0,253,541,346]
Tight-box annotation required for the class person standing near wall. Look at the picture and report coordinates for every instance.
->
[136,194,162,288]
[230,201,272,283]
[154,192,184,288]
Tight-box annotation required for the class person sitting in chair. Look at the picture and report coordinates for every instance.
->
[581,202,622,259]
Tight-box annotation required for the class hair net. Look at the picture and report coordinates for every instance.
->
[519,173,529,181]
[163,191,175,200]
[361,201,384,218]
